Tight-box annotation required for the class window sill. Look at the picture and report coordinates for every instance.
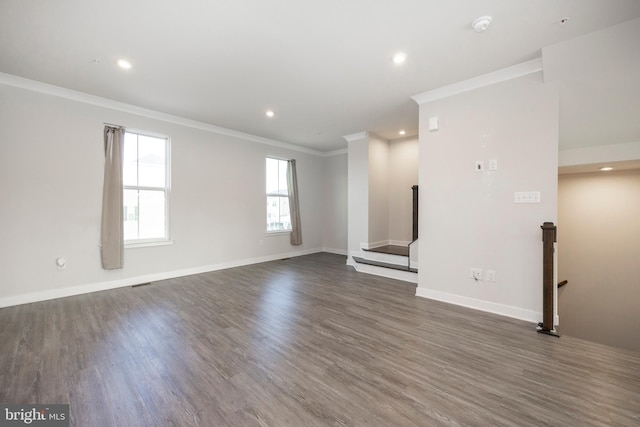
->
[265,230,292,237]
[125,240,174,249]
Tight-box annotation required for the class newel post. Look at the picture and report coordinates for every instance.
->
[411,185,418,241]
[538,222,559,337]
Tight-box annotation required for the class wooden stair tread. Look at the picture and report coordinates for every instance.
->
[362,245,409,257]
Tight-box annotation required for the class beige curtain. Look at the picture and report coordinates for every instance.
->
[100,126,124,269]
[287,159,302,245]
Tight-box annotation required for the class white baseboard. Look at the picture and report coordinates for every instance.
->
[0,248,326,309]
[360,240,390,250]
[415,287,541,324]
[389,240,411,246]
[368,240,389,249]
[322,247,348,256]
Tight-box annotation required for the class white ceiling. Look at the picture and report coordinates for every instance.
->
[2,0,640,152]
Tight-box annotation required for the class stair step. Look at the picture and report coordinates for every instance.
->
[353,256,417,273]
[359,251,407,266]
[363,245,409,257]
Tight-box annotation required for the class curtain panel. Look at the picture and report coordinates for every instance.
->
[287,159,302,245]
[100,126,124,269]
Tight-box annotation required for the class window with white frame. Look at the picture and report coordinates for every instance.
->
[123,130,170,243]
[266,157,291,232]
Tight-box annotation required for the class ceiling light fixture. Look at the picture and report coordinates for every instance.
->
[399,130,406,136]
[116,58,132,69]
[472,16,492,32]
[392,52,407,64]
[265,110,275,118]
[600,166,613,171]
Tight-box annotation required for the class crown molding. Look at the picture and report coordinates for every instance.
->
[0,72,327,157]
[322,148,348,157]
[343,131,369,142]
[411,58,543,106]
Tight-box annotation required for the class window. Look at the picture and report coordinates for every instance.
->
[266,157,291,232]
[123,130,170,243]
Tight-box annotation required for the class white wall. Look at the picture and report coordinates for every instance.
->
[388,137,418,244]
[346,133,369,261]
[416,73,559,322]
[0,83,338,307]
[542,17,640,150]
[558,169,640,352]
[322,152,348,254]
[346,134,418,250]
[367,134,389,247]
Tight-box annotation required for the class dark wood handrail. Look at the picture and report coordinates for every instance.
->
[409,185,419,270]
[411,185,418,241]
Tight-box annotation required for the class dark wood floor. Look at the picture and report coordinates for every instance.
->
[1,253,639,426]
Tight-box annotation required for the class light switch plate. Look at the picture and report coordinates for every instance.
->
[428,116,439,131]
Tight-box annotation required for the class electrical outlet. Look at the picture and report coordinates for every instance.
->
[470,268,482,281]
[486,270,496,282]
[514,191,541,203]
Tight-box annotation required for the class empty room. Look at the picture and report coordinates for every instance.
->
[1,1,639,426]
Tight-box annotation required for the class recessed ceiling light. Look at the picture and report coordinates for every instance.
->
[600,167,613,171]
[116,58,132,69]
[399,130,406,136]
[472,16,492,32]
[392,52,407,65]
[265,110,275,118]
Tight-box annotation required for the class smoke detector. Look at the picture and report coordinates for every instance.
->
[472,16,492,32]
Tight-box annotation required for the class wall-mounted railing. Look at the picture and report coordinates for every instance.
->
[408,185,419,271]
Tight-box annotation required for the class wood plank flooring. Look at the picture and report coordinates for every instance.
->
[1,253,639,426]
